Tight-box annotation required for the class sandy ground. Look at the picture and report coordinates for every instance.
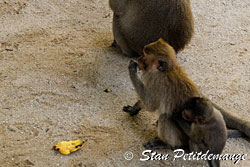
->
[0,0,249,167]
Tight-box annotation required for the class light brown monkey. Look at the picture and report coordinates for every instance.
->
[109,0,194,57]
[174,97,227,167]
[123,38,249,149]
[124,38,199,147]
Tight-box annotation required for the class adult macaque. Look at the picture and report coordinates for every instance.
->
[109,0,194,57]
[123,38,250,149]
[174,97,227,167]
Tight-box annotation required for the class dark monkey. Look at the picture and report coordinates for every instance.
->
[109,0,194,57]
[123,38,249,149]
[174,97,227,167]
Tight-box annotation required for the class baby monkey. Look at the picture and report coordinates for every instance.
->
[174,97,227,167]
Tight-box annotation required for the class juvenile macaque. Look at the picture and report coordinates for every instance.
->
[109,0,194,56]
[174,97,227,167]
[124,38,199,147]
[124,38,250,150]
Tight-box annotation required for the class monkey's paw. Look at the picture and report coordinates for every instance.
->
[110,40,117,48]
[54,139,86,155]
[123,105,140,116]
[143,139,170,150]
[128,60,138,73]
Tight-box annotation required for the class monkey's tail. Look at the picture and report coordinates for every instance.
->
[228,129,245,138]
[213,102,250,138]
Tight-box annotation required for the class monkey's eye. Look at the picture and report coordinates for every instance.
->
[157,60,167,72]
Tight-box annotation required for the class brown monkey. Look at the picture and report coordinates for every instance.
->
[174,97,227,167]
[123,38,249,149]
[124,38,199,147]
[109,0,194,57]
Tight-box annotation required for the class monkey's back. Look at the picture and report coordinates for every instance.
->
[120,0,194,54]
[203,110,227,154]
[141,66,199,115]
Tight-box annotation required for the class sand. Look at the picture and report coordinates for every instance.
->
[0,0,249,166]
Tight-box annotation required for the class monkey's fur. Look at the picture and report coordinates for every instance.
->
[213,102,250,138]
[124,38,250,149]
[109,0,194,57]
[174,97,227,167]
[126,38,199,147]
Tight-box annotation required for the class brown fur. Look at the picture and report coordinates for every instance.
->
[124,38,249,150]
[126,39,199,147]
[109,0,194,56]
[123,39,250,150]
[175,97,227,167]
[139,39,199,114]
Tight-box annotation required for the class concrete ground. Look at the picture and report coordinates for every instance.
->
[0,0,249,166]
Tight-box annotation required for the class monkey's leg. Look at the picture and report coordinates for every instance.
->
[144,139,190,151]
[189,141,200,153]
[123,100,142,116]
[143,137,171,149]
[157,114,188,148]
[208,159,220,167]
[112,15,139,57]
[196,143,220,167]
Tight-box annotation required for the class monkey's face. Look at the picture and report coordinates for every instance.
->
[183,110,205,124]
[138,52,168,72]
[184,97,214,124]
[137,53,157,71]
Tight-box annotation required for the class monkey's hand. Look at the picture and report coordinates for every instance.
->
[128,60,138,73]
[123,105,141,116]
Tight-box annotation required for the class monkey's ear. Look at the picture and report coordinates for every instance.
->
[157,60,167,72]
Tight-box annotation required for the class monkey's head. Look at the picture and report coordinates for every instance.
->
[138,38,178,72]
[182,97,214,124]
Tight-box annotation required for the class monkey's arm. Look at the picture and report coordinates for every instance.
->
[123,61,145,116]
[175,118,192,137]
[128,60,146,99]
[190,126,204,143]
[175,118,203,143]
[123,100,143,116]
